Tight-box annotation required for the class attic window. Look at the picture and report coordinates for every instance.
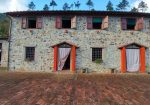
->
[28,17,36,28]
[62,17,71,28]
[127,18,136,30]
[93,17,102,29]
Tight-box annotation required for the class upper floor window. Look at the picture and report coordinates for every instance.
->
[121,17,144,31]
[92,48,102,62]
[87,16,108,30]
[22,17,42,29]
[56,16,76,29]
[25,47,35,61]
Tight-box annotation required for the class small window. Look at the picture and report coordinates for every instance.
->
[92,17,102,29]
[28,17,36,28]
[127,18,136,30]
[92,48,102,61]
[62,17,71,28]
[25,47,35,61]
[0,43,2,63]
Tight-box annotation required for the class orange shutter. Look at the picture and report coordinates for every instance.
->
[102,16,109,29]
[55,16,62,29]
[121,47,126,73]
[36,17,42,29]
[71,46,76,73]
[54,46,58,72]
[87,17,93,29]
[71,16,77,29]
[140,47,146,73]
[22,17,27,29]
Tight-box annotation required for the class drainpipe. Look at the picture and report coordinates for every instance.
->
[6,15,12,71]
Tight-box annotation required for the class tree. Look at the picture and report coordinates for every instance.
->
[131,7,138,12]
[116,0,129,11]
[50,0,57,10]
[138,1,148,12]
[63,3,70,10]
[43,4,49,11]
[86,0,94,10]
[74,1,81,10]
[28,1,36,10]
[106,1,114,11]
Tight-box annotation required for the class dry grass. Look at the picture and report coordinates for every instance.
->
[0,72,150,105]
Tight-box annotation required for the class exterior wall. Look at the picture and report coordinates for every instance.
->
[0,40,8,68]
[9,16,150,72]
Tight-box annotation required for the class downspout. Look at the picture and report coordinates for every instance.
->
[6,15,12,71]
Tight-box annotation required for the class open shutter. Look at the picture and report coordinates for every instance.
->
[36,17,42,29]
[102,16,109,29]
[121,18,127,30]
[55,16,62,29]
[87,17,93,29]
[71,16,77,29]
[22,17,27,29]
[138,17,144,30]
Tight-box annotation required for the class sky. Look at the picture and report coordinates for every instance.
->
[0,0,150,13]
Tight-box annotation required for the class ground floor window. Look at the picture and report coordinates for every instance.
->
[92,48,102,61]
[25,47,35,61]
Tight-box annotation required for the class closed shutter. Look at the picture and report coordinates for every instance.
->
[102,16,109,29]
[71,16,77,29]
[36,17,42,29]
[121,18,127,30]
[22,17,27,29]
[55,16,62,29]
[87,17,93,29]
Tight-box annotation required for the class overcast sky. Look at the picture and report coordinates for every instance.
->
[0,0,149,13]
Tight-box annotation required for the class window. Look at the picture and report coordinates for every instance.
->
[28,17,37,28]
[62,17,71,28]
[25,47,35,61]
[127,18,136,30]
[0,43,2,64]
[92,17,102,29]
[92,48,102,61]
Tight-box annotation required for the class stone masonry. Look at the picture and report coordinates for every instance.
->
[9,15,150,72]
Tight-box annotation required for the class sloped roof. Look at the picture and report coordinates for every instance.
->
[6,10,150,17]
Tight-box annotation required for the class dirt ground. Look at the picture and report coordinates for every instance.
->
[0,72,150,105]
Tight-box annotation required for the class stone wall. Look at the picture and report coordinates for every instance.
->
[9,16,150,72]
[0,40,8,68]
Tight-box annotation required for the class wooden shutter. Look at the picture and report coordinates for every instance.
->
[135,17,144,31]
[55,16,62,29]
[87,17,93,29]
[71,16,77,29]
[102,16,109,29]
[22,17,27,29]
[36,17,42,29]
[121,18,127,30]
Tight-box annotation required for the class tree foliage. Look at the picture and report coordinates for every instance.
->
[43,4,49,11]
[28,1,36,10]
[86,0,94,10]
[131,7,138,12]
[50,0,57,10]
[116,0,129,11]
[138,1,148,12]
[74,1,81,10]
[106,1,114,11]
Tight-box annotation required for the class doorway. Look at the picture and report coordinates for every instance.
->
[63,53,70,70]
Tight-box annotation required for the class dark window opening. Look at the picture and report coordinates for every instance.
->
[25,47,35,61]
[28,17,36,28]
[0,43,2,64]
[63,53,70,70]
[127,19,136,30]
[93,17,102,29]
[62,17,71,28]
[92,48,102,61]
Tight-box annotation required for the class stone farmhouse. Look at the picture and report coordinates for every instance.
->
[3,11,150,73]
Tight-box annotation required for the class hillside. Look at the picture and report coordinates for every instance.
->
[0,13,10,38]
